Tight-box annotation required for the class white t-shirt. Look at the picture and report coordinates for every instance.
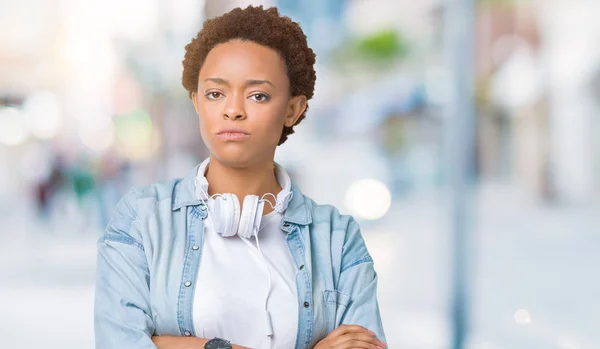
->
[193,198,299,349]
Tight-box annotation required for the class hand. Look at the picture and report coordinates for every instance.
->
[313,325,387,349]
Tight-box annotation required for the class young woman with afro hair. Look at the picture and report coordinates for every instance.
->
[94,5,387,349]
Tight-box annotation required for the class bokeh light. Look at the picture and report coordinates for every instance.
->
[23,91,63,140]
[345,178,392,220]
[514,309,532,325]
[0,107,29,146]
[114,109,160,161]
[79,116,116,153]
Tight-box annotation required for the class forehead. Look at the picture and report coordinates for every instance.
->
[199,40,288,82]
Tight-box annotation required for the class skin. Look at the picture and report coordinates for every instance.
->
[152,39,386,349]
[312,325,386,349]
[191,39,306,215]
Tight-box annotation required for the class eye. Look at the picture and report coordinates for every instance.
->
[205,91,223,100]
[249,93,270,102]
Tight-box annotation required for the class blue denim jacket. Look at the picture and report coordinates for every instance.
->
[94,164,386,349]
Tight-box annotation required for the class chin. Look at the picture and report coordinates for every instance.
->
[209,147,255,168]
[209,145,275,169]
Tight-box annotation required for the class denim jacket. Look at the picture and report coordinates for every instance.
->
[94,164,386,349]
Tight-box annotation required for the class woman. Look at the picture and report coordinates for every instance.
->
[94,5,387,349]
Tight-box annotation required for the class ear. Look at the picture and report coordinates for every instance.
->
[284,95,307,127]
[191,91,201,117]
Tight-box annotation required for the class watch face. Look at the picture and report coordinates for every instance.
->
[205,338,231,349]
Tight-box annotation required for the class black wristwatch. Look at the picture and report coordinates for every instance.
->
[204,337,232,349]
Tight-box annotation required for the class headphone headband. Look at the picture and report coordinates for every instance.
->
[195,158,293,213]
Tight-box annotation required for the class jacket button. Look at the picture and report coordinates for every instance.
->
[192,245,199,250]
[299,264,304,270]
[304,301,310,308]
[200,205,207,211]
[283,223,290,228]
[184,331,191,336]
[184,281,192,287]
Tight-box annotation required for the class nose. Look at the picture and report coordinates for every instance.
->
[223,94,246,120]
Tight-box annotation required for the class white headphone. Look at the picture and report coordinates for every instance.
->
[194,157,293,239]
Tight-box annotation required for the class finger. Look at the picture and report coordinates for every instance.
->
[348,332,384,347]
[332,324,375,337]
[336,337,380,349]
[335,332,384,349]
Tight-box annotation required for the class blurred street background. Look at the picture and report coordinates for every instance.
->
[1,0,599,348]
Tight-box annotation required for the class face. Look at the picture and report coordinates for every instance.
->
[192,39,306,168]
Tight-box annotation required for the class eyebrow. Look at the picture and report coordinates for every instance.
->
[204,78,275,88]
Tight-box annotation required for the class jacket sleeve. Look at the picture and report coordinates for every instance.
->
[336,216,387,346]
[94,188,157,349]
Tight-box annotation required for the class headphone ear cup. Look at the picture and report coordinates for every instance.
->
[217,193,240,237]
[253,200,265,237]
[231,194,241,236]
[212,196,222,230]
[238,195,260,239]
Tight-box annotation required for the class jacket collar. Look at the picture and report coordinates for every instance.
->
[171,164,312,226]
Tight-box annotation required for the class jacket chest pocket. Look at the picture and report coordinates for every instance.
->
[323,289,352,333]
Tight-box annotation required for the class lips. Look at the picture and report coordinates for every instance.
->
[217,128,249,135]
[216,129,250,141]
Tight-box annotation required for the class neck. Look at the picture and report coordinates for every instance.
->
[204,155,282,215]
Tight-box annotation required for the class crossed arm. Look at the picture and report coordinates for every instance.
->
[151,325,385,349]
